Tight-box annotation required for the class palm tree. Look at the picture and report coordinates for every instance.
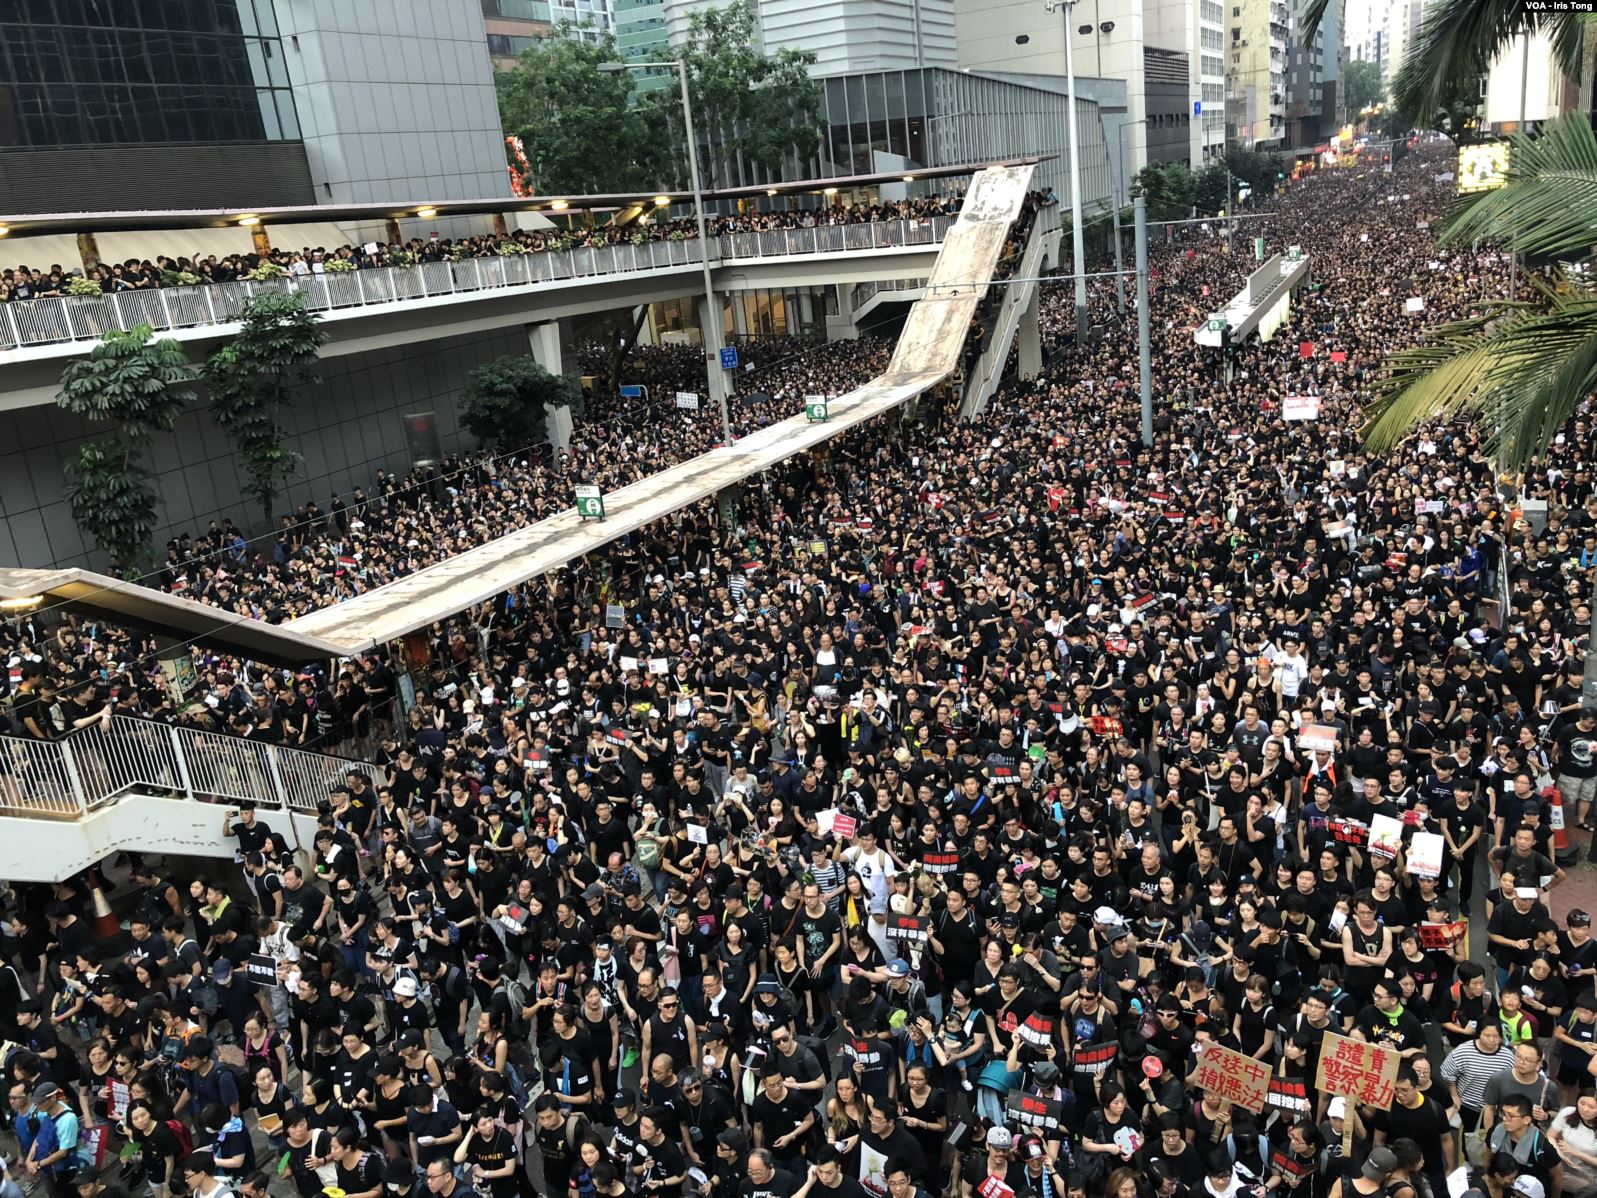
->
[1300,0,1590,124]
[1360,112,1597,700]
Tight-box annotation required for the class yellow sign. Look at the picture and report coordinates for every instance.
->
[1458,142,1510,194]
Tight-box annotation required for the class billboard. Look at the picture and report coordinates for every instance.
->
[1458,143,1510,194]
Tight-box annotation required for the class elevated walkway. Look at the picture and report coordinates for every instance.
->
[961,207,1057,417]
[852,279,927,324]
[0,715,359,881]
[0,163,1038,876]
[1194,250,1312,347]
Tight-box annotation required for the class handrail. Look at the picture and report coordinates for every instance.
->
[853,277,927,317]
[962,204,1055,417]
[0,215,956,352]
[0,714,363,820]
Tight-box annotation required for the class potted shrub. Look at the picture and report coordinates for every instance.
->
[65,276,103,296]
[323,258,356,273]
[389,248,417,268]
[247,261,287,281]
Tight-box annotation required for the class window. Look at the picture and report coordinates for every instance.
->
[0,0,299,148]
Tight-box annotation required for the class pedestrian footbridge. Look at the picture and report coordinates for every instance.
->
[0,162,1038,880]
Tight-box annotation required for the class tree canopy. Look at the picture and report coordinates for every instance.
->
[1342,59,1385,113]
[55,325,196,571]
[495,29,674,194]
[205,292,325,521]
[1130,161,1196,221]
[460,356,584,454]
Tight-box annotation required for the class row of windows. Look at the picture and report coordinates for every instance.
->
[6,0,276,36]
[0,2,297,148]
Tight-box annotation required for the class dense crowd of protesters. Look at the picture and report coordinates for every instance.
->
[5,142,1597,1198]
[0,196,963,303]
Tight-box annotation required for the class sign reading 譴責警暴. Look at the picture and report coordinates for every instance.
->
[1191,1042,1269,1112]
[1316,1030,1398,1110]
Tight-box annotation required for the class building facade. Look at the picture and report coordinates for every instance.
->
[481,0,553,67]
[1227,0,1286,146]
[614,0,673,91]
[274,0,510,204]
[1145,0,1228,163]
[664,0,957,73]
[0,0,314,210]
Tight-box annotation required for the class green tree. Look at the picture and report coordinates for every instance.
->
[495,29,674,194]
[669,0,825,188]
[1130,161,1197,221]
[1195,163,1231,214]
[1342,59,1386,114]
[55,325,197,572]
[1224,143,1281,199]
[460,356,584,453]
[204,292,326,522]
[1365,113,1597,695]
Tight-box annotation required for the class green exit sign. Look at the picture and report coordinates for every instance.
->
[575,484,605,520]
[805,395,829,422]
[1207,318,1228,332]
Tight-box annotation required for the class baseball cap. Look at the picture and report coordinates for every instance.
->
[583,883,605,901]
[887,958,910,977]
[1362,1147,1398,1180]
[1512,1179,1547,1198]
[1515,887,1539,900]
[613,1087,638,1110]
[397,1028,424,1049]
[1327,1097,1347,1119]
[30,1082,58,1103]
[987,1126,1014,1150]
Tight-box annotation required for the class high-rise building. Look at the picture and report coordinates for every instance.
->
[481,0,554,68]
[953,0,1220,179]
[1380,0,1423,93]
[0,0,311,210]
[1145,0,1228,163]
[1483,28,1571,131]
[1227,0,1286,146]
[665,0,957,74]
[615,0,673,90]
[550,0,615,38]
[1285,0,1324,143]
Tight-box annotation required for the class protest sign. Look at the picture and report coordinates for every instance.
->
[1191,1042,1269,1112]
[1407,831,1444,878]
[1316,1031,1398,1110]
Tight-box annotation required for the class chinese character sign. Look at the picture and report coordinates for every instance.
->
[1315,1031,1398,1110]
[1190,1042,1270,1113]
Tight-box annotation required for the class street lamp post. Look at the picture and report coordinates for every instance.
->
[600,58,732,445]
[1044,0,1090,344]
[1106,116,1147,316]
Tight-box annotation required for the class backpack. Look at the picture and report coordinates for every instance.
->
[795,1035,832,1083]
[504,979,532,1037]
[165,1118,195,1158]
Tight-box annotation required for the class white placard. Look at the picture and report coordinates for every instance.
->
[1405,297,1425,313]
[1282,395,1321,422]
[685,822,708,844]
[648,657,669,675]
[676,391,701,410]
[1369,813,1405,858]
[1298,723,1338,753]
[619,655,639,672]
[1407,831,1444,878]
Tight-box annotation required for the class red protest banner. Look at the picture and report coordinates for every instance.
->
[1418,921,1467,950]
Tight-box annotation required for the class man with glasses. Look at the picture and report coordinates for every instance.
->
[422,1160,476,1198]
[678,1068,735,1168]
[1482,1096,1563,1198]
[1354,981,1428,1060]
[641,986,696,1074]
[771,1027,825,1095]
[750,1069,815,1168]
[882,1160,931,1198]
[629,1109,688,1198]
[180,1154,233,1198]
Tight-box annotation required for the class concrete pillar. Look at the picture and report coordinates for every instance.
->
[77,232,101,274]
[251,225,272,257]
[544,403,573,454]
[384,217,403,247]
[1017,288,1043,378]
[490,212,508,239]
[798,289,816,334]
[527,321,563,374]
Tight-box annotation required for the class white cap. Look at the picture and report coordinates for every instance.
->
[1328,1097,1346,1119]
[393,976,418,997]
[1515,887,1539,900]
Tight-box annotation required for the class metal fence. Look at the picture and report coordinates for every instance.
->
[0,714,362,820]
[0,215,956,352]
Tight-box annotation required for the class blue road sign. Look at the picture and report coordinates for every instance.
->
[719,347,738,369]
[619,385,644,398]
[1193,100,1202,115]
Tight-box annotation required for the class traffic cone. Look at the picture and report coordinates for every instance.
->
[1544,786,1577,865]
[87,866,119,939]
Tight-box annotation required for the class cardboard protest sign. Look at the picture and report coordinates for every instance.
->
[1191,1042,1269,1112]
[1316,1030,1398,1110]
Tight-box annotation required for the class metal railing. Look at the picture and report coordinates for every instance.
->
[0,215,956,352]
[853,277,927,316]
[0,714,361,820]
